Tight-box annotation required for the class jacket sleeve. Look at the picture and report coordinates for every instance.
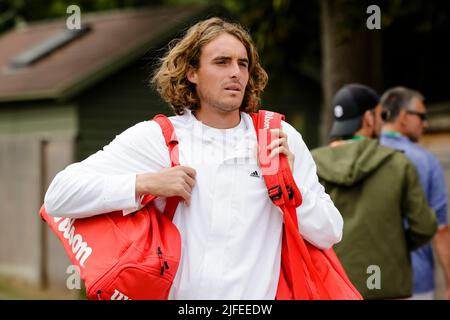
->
[44,120,169,218]
[428,155,448,226]
[281,121,343,250]
[402,159,438,250]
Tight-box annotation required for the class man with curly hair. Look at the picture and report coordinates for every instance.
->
[44,17,343,299]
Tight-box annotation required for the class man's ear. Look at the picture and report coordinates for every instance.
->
[363,110,374,129]
[187,66,198,84]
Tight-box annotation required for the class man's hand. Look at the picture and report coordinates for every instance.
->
[444,287,450,300]
[268,129,295,172]
[136,166,196,205]
[433,226,450,300]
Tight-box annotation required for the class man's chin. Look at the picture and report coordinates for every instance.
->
[219,106,241,114]
[216,101,243,113]
[410,135,420,143]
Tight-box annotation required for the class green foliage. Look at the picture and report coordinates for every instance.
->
[0,0,216,34]
[381,0,450,32]
[0,0,25,33]
[222,0,321,83]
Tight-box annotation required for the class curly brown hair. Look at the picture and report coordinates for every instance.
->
[151,17,268,115]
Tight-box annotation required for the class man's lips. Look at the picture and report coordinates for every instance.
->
[224,84,242,91]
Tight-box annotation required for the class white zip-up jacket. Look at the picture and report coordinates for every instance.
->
[44,110,343,299]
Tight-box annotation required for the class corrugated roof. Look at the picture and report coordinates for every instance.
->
[0,5,206,102]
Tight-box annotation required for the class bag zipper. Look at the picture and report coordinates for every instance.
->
[157,246,170,275]
[95,260,173,300]
[93,248,174,299]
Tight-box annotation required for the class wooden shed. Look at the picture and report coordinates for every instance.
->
[422,102,450,201]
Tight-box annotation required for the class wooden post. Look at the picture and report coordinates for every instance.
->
[319,0,383,145]
[39,139,48,290]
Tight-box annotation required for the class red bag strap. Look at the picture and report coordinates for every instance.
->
[153,114,180,167]
[250,111,296,206]
[141,114,180,221]
[251,110,330,299]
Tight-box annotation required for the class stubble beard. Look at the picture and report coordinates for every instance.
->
[410,134,420,143]
[407,127,422,143]
[213,102,241,114]
[202,92,243,114]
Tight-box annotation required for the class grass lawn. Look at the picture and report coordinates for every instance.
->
[0,275,84,300]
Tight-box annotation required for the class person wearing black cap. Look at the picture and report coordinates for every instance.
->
[330,83,382,140]
[311,84,437,299]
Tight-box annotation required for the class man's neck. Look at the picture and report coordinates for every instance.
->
[354,128,371,138]
[193,107,241,129]
[382,123,403,135]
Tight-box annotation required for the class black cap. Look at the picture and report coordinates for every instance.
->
[330,84,380,138]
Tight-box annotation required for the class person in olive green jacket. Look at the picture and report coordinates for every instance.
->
[311,84,437,299]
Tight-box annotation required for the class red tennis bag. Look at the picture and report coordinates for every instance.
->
[40,114,182,300]
[250,110,363,300]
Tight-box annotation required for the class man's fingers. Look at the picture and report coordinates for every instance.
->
[180,188,191,205]
[179,166,196,178]
[182,181,192,194]
[268,146,295,171]
[178,166,196,189]
[268,146,282,159]
[268,146,291,159]
[270,129,287,138]
[268,138,288,150]
[163,166,196,202]
[184,174,196,189]
[267,128,288,151]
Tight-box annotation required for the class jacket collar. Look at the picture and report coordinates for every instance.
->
[180,109,255,142]
[178,109,257,162]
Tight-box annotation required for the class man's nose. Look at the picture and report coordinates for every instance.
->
[422,120,429,129]
[229,62,241,78]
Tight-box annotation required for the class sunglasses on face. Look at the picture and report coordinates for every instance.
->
[406,110,427,121]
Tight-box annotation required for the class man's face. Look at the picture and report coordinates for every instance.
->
[187,33,249,114]
[403,97,428,142]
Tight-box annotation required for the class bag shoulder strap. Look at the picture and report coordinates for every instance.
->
[153,114,180,167]
[250,110,301,208]
[252,110,317,299]
[141,114,180,220]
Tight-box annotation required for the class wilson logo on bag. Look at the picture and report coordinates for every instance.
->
[53,217,92,267]
[40,114,182,300]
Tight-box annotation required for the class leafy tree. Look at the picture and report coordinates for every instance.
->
[2,0,450,144]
